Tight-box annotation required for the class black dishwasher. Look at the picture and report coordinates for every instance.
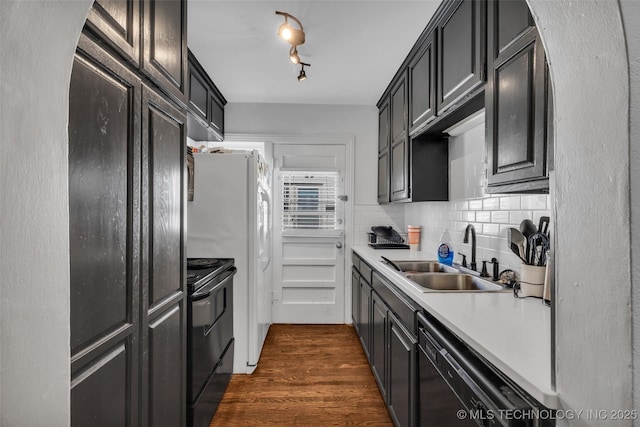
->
[417,312,542,427]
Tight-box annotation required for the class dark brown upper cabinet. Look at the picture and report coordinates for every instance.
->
[408,30,437,135]
[378,99,391,204]
[142,0,188,104]
[485,0,549,193]
[85,0,141,66]
[436,0,485,116]
[390,75,410,202]
[85,0,188,105]
[187,50,227,142]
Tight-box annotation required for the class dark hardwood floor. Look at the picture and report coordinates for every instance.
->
[210,324,393,426]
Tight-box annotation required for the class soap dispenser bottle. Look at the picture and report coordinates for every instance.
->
[437,229,454,265]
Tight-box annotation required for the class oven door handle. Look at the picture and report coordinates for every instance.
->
[192,267,237,301]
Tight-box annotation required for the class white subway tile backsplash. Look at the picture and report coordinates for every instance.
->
[510,210,533,224]
[454,200,469,211]
[469,199,483,210]
[491,211,510,224]
[500,196,521,211]
[482,197,500,211]
[521,195,548,210]
[483,223,500,236]
[476,211,491,223]
[354,195,550,277]
[463,211,476,222]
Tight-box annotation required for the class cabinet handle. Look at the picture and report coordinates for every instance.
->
[336,242,343,249]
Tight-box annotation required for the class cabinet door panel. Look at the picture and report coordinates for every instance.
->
[359,278,371,360]
[188,67,209,121]
[409,32,436,133]
[86,0,140,65]
[377,151,390,203]
[69,34,141,426]
[388,314,416,427]
[210,94,225,137]
[437,0,483,114]
[351,269,360,330]
[486,32,546,187]
[71,342,131,427]
[69,49,140,351]
[391,78,407,142]
[378,100,390,153]
[493,0,533,59]
[390,137,409,202]
[142,85,186,308]
[371,292,388,399]
[148,304,185,427]
[142,0,187,103]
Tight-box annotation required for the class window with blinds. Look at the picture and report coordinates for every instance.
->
[281,171,340,230]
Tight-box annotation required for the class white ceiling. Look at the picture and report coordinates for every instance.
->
[188,1,442,105]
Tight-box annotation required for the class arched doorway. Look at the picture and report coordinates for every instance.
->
[0,0,633,424]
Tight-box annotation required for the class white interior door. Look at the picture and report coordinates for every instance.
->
[272,143,348,324]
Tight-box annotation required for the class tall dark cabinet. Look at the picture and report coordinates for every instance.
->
[485,0,549,192]
[70,0,188,423]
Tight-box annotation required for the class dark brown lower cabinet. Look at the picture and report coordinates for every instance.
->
[358,261,419,427]
[351,268,360,334]
[371,291,388,399]
[388,313,417,427]
[359,276,372,361]
[70,33,186,427]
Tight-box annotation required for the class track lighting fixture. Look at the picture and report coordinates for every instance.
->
[298,63,310,82]
[276,11,311,81]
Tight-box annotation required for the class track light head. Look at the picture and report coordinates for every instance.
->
[289,46,300,64]
[297,62,310,82]
[275,11,305,45]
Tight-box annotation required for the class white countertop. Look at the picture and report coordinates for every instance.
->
[352,245,558,409]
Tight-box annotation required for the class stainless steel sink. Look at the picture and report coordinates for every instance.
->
[390,260,455,273]
[404,272,505,292]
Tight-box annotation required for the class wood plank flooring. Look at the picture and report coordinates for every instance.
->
[210,324,393,426]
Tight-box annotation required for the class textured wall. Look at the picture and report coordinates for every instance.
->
[529,1,632,425]
[619,0,640,424]
[0,0,91,425]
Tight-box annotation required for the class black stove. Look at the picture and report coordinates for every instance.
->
[186,258,234,292]
[186,257,236,427]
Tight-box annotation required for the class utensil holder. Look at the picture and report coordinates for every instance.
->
[408,225,421,251]
[517,263,545,298]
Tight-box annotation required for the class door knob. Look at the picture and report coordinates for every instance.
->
[336,242,343,249]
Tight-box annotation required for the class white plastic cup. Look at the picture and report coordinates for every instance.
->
[407,225,421,251]
[518,263,545,298]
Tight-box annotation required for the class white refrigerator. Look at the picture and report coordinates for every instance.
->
[187,151,272,374]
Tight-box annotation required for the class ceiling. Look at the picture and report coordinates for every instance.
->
[188,1,442,106]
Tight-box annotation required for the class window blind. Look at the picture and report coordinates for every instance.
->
[281,171,339,230]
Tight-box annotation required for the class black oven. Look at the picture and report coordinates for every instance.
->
[417,312,542,427]
[187,258,235,427]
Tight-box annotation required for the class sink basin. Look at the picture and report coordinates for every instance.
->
[390,260,455,273]
[404,273,504,292]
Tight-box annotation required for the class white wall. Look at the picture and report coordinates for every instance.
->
[0,0,91,425]
[0,1,636,425]
[225,103,406,241]
[226,103,378,204]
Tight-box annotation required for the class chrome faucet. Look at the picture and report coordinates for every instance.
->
[463,224,477,271]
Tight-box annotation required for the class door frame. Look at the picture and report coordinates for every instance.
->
[224,133,355,323]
